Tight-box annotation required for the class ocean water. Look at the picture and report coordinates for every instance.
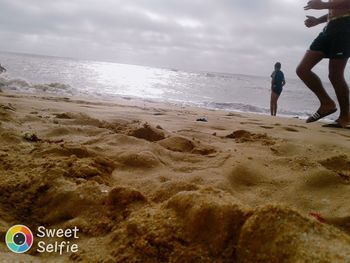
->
[0,51,339,120]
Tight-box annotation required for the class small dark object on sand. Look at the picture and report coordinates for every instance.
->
[196,117,208,122]
[23,132,40,142]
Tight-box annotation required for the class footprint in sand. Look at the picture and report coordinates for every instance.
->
[240,121,263,125]
[269,142,304,157]
[159,136,195,152]
[34,144,95,158]
[53,112,104,127]
[260,125,274,130]
[210,126,227,131]
[282,127,299,132]
[158,136,216,155]
[319,155,350,181]
[226,112,243,117]
[303,170,345,188]
[226,130,276,145]
[328,130,350,139]
[289,124,308,129]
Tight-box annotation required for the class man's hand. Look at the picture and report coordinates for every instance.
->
[304,15,320,27]
[304,0,328,10]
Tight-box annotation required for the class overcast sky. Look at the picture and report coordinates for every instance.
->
[0,0,333,77]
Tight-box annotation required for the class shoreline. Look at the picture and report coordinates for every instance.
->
[0,74,327,121]
[0,89,337,126]
[0,91,349,262]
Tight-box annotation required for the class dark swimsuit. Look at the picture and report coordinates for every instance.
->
[271,70,284,96]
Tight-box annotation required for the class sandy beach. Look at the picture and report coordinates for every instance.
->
[0,91,349,262]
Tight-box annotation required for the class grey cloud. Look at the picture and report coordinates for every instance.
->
[0,0,330,77]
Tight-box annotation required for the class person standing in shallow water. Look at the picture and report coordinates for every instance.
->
[296,0,350,128]
[270,62,286,116]
[0,64,6,74]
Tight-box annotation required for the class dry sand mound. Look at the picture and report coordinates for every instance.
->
[128,123,165,142]
[0,109,11,122]
[226,164,265,188]
[105,186,147,208]
[53,112,72,119]
[166,191,251,256]
[151,181,199,203]
[117,151,161,169]
[0,131,22,144]
[236,205,350,263]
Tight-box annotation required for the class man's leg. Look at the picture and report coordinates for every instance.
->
[296,50,336,113]
[329,58,350,127]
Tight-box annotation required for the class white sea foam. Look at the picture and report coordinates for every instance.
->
[0,76,73,95]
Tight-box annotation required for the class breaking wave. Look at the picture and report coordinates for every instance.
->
[0,76,74,95]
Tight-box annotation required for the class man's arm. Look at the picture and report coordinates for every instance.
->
[305,0,350,10]
[316,14,329,23]
[305,14,328,27]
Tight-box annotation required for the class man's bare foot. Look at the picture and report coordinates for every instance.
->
[335,114,350,128]
[318,101,337,114]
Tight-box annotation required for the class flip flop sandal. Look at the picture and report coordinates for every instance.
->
[306,109,337,123]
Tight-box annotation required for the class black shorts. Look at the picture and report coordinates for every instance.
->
[310,16,350,59]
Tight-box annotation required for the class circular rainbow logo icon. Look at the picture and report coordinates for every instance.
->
[5,225,33,253]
